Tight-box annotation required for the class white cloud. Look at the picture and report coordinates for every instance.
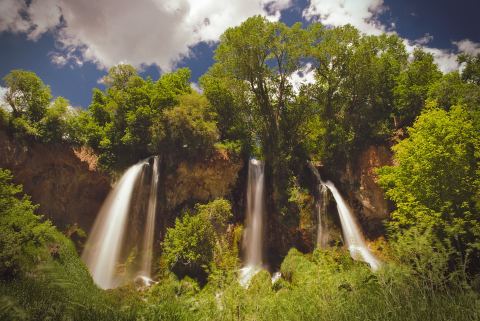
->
[423,47,459,73]
[3,0,480,76]
[403,39,459,73]
[303,0,480,73]
[289,63,315,93]
[49,52,68,67]
[26,0,62,40]
[190,82,203,93]
[453,39,480,55]
[412,33,433,46]
[0,86,12,112]
[1,0,292,71]
[0,0,30,34]
[303,0,387,35]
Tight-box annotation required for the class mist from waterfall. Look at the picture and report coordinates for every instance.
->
[309,164,380,271]
[140,156,159,278]
[240,158,265,286]
[82,161,146,289]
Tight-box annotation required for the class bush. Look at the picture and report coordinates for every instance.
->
[378,106,480,272]
[0,169,56,278]
[162,211,216,281]
[162,199,237,283]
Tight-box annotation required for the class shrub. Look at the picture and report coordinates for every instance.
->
[378,106,480,272]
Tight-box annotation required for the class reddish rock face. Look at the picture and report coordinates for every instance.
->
[340,145,393,238]
[0,130,111,232]
[0,129,243,239]
[356,145,392,221]
[165,149,243,210]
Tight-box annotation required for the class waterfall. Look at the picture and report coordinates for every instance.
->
[140,156,159,278]
[316,184,329,248]
[324,181,381,271]
[240,158,265,286]
[309,163,380,271]
[309,163,329,248]
[82,161,146,289]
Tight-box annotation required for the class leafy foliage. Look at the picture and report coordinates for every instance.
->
[151,93,219,162]
[1,70,82,143]
[138,248,479,321]
[458,53,480,85]
[393,48,442,127]
[0,169,57,278]
[307,25,408,164]
[162,199,236,282]
[378,106,480,271]
[3,70,51,123]
[77,66,194,169]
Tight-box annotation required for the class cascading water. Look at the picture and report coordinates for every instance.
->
[240,158,265,286]
[140,156,159,278]
[309,164,380,271]
[82,161,146,289]
[324,181,381,271]
[316,184,329,248]
[309,163,329,248]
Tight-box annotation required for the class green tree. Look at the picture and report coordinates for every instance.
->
[427,70,480,121]
[308,25,408,164]
[3,70,52,123]
[0,169,57,278]
[162,199,235,282]
[150,92,219,162]
[200,72,251,149]
[82,65,193,170]
[208,15,311,217]
[100,64,138,89]
[393,48,442,127]
[39,96,71,142]
[458,53,480,85]
[378,106,480,271]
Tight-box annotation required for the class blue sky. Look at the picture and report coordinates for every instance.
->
[1,0,479,108]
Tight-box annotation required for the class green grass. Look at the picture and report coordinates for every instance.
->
[133,248,480,321]
[1,246,479,321]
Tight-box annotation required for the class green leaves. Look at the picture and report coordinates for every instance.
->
[79,66,203,170]
[308,26,409,165]
[162,199,234,281]
[0,169,56,278]
[393,48,442,127]
[3,70,52,122]
[151,92,219,162]
[378,106,480,269]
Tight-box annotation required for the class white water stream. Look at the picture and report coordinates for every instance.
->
[82,161,146,289]
[140,156,159,278]
[240,159,265,286]
[310,164,380,271]
[324,181,381,271]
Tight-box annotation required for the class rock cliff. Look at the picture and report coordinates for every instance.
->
[339,145,393,238]
[0,130,111,232]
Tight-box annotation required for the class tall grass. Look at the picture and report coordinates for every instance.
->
[136,247,480,321]
[2,245,479,320]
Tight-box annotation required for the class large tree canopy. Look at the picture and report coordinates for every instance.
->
[307,25,408,164]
